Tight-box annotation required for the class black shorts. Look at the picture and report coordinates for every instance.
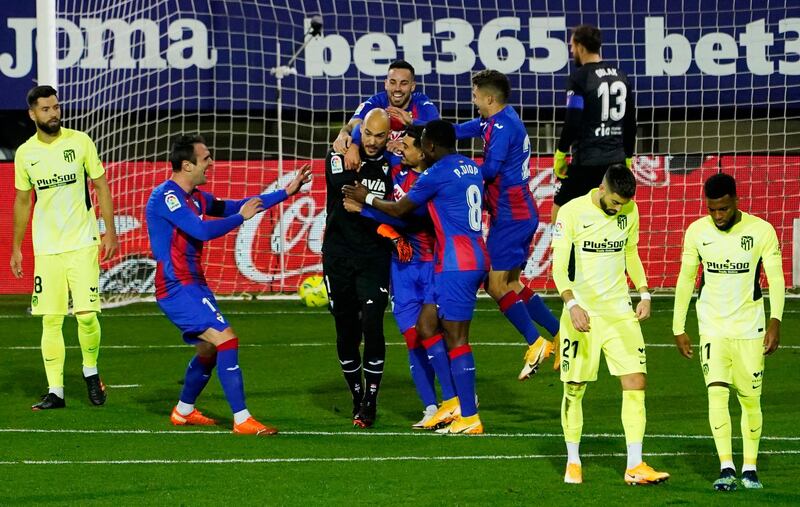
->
[322,253,390,317]
[553,162,623,206]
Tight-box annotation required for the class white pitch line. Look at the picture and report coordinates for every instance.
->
[105,384,141,388]
[1,428,798,441]
[1,450,798,466]
[3,342,799,351]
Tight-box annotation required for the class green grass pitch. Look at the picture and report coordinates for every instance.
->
[1,295,798,505]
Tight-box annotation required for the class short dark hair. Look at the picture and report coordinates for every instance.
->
[389,59,415,78]
[169,134,206,172]
[471,69,510,103]
[422,120,456,151]
[573,24,602,54]
[27,85,58,107]
[704,173,737,199]
[603,164,636,198]
[404,125,424,148]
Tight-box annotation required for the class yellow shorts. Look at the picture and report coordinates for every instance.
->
[698,335,765,396]
[559,310,647,383]
[31,245,101,315]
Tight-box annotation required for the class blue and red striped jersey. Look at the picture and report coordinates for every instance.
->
[406,153,489,273]
[146,180,286,299]
[455,105,538,224]
[351,91,439,138]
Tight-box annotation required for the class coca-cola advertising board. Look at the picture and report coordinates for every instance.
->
[1,155,796,295]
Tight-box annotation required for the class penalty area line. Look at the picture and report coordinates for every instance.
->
[0,449,798,466]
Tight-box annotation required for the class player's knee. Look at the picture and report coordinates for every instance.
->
[565,382,586,398]
[75,311,98,327]
[621,373,647,390]
[42,314,64,329]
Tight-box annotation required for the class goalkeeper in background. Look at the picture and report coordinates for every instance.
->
[146,134,311,435]
[551,24,636,223]
[673,173,783,491]
[11,85,117,410]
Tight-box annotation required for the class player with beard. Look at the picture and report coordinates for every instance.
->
[12,85,118,410]
[551,24,637,223]
[323,109,394,428]
[333,60,439,170]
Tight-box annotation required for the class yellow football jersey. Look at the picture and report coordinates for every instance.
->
[14,128,104,255]
[673,212,784,339]
[551,190,647,317]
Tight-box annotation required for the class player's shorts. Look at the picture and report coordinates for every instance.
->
[157,284,229,344]
[434,269,486,322]
[31,245,101,315]
[698,335,765,396]
[559,309,647,383]
[391,260,435,332]
[553,162,623,207]
[486,218,538,271]
[323,253,390,318]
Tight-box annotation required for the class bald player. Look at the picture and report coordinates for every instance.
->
[322,109,395,428]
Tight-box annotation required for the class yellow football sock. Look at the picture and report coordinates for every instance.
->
[41,315,65,389]
[708,386,733,464]
[738,393,762,467]
[621,390,646,445]
[76,312,101,368]
[561,382,586,443]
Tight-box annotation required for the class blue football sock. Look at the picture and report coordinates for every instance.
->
[520,287,560,337]
[449,344,478,417]
[404,328,437,407]
[422,334,457,401]
[216,338,246,413]
[179,354,216,405]
[499,291,541,345]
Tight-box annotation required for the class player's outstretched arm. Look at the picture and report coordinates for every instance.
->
[333,118,361,154]
[92,174,118,261]
[11,189,32,279]
[284,163,312,196]
[163,199,253,241]
[342,182,416,218]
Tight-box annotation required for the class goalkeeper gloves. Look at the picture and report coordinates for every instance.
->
[377,224,413,262]
[553,150,568,179]
[625,157,633,169]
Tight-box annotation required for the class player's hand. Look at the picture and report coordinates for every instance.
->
[344,143,361,171]
[342,182,369,203]
[333,132,351,154]
[386,106,412,126]
[239,197,264,220]
[10,249,23,279]
[568,304,590,332]
[377,224,413,262]
[635,298,651,321]
[553,150,568,179]
[285,163,312,196]
[387,138,403,155]
[763,318,780,355]
[674,332,694,359]
[343,197,363,213]
[100,231,118,262]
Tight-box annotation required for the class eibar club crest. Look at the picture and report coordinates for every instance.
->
[617,214,627,230]
[741,235,754,251]
[63,149,75,162]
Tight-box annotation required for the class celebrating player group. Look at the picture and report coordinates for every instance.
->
[11,23,783,491]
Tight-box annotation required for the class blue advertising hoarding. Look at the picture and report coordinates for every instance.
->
[0,0,798,111]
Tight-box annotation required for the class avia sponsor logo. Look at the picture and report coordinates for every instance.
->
[0,17,216,78]
[361,178,386,195]
[582,238,626,252]
[706,260,750,274]
[35,172,78,190]
[594,122,622,137]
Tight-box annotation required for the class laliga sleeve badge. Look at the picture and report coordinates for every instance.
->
[165,192,181,212]
[331,155,343,174]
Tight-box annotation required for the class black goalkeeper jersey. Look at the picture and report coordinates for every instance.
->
[322,149,393,259]
[557,61,636,167]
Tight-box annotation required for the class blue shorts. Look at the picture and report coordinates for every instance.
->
[486,219,538,271]
[434,270,486,322]
[391,260,435,332]
[157,285,229,344]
